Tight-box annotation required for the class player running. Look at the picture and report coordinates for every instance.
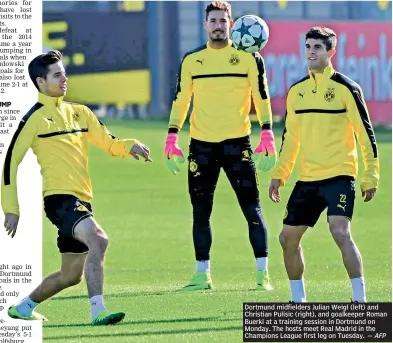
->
[2,50,152,324]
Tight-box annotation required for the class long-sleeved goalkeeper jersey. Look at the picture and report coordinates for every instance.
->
[168,41,273,142]
[1,92,139,216]
[271,65,380,192]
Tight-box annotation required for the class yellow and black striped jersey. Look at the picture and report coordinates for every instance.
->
[1,92,139,216]
[271,65,379,192]
[168,41,273,142]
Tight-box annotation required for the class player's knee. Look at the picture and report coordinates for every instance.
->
[243,204,263,224]
[279,227,301,249]
[95,233,109,252]
[192,201,213,225]
[66,274,83,287]
[329,217,351,247]
[331,224,351,247]
[74,217,109,251]
[193,216,210,229]
[61,271,83,287]
[87,226,109,252]
[279,231,287,248]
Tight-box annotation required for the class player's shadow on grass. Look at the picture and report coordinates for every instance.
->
[51,288,262,301]
[51,290,169,301]
[44,325,242,340]
[44,316,240,329]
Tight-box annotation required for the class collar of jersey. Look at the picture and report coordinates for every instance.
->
[206,40,232,51]
[308,64,335,86]
[38,92,64,108]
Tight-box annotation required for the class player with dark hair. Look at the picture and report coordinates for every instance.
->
[164,1,276,291]
[270,26,379,303]
[2,50,152,324]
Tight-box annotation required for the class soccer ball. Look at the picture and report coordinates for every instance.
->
[230,15,269,53]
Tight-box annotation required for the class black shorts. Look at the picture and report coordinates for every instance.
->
[43,194,92,254]
[283,176,356,227]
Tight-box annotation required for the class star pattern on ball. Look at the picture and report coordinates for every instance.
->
[238,20,252,37]
[252,34,266,49]
[231,15,269,53]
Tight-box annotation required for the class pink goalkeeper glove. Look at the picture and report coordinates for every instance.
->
[252,130,277,172]
[164,133,185,175]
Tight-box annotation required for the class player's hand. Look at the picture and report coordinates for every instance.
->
[252,130,277,172]
[164,133,185,175]
[362,188,376,202]
[269,179,281,203]
[4,213,19,238]
[130,143,152,162]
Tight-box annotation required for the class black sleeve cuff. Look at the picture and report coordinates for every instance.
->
[168,127,179,134]
[261,123,272,130]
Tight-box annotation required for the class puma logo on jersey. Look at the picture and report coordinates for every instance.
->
[196,59,204,65]
[299,93,304,98]
[337,204,346,211]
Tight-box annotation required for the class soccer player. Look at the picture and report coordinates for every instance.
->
[2,50,152,324]
[269,27,379,303]
[164,1,276,291]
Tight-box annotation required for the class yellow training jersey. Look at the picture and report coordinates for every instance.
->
[1,92,139,216]
[271,65,379,192]
[168,41,272,142]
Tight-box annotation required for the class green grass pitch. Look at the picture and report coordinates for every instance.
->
[41,120,391,343]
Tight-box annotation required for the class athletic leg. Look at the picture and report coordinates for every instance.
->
[177,139,221,291]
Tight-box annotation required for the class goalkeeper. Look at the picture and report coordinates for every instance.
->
[164,1,276,291]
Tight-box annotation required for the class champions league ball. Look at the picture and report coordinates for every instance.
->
[231,15,269,53]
